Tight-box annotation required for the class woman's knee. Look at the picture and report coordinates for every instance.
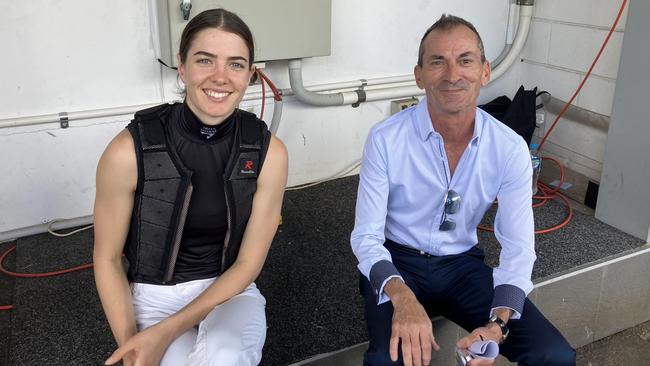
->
[208,338,262,366]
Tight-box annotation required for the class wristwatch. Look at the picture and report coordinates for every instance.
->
[487,315,509,342]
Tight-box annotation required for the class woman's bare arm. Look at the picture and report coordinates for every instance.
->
[93,129,138,348]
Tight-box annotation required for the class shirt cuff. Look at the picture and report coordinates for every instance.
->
[369,259,402,304]
[491,284,526,319]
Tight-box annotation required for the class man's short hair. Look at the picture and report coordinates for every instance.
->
[417,14,486,66]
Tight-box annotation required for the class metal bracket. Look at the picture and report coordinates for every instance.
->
[351,79,368,108]
[180,0,192,20]
[59,112,69,129]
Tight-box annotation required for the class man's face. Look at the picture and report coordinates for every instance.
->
[414,26,490,117]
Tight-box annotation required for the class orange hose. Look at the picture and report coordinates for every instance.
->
[479,0,627,235]
[478,157,573,234]
[538,0,627,151]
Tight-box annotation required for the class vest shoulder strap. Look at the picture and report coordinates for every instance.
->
[227,110,270,180]
[237,109,265,151]
[131,103,174,151]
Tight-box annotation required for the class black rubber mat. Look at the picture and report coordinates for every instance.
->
[3,175,645,365]
[0,241,17,366]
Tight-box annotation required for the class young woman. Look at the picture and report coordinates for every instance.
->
[93,9,287,366]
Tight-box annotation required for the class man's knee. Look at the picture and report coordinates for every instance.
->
[546,342,576,366]
[523,338,576,366]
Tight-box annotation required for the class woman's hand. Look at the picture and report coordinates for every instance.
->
[104,322,174,366]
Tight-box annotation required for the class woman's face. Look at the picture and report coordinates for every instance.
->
[178,28,254,126]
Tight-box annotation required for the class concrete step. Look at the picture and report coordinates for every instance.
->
[291,245,650,366]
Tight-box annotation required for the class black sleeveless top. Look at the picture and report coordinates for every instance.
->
[164,103,236,283]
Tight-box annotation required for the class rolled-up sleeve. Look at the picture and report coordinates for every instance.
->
[492,138,536,319]
[351,128,402,304]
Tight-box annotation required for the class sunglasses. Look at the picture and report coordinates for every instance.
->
[439,189,461,231]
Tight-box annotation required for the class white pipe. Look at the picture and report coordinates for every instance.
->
[505,1,518,44]
[490,5,534,81]
[1,0,533,130]
[1,75,420,129]
[288,4,534,104]
[244,79,417,101]
[1,103,160,129]
[0,4,535,128]
[268,98,283,135]
[0,215,94,243]
[492,1,518,67]
[365,86,423,102]
[288,59,346,106]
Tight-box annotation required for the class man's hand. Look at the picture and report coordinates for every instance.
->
[455,324,503,366]
[104,322,174,366]
[385,279,440,366]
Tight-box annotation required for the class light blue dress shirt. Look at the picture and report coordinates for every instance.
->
[350,97,535,318]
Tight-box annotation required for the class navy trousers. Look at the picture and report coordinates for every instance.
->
[360,242,576,365]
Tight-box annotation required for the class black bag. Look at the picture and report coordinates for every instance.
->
[479,85,538,146]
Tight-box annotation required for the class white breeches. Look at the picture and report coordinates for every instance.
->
[131,278,266,366]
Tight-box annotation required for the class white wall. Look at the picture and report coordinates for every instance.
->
[0,0,547,234]
[520,0,628,181]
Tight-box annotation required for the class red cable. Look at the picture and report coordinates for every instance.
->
[256,69,282,101]
[0,245,93,278]
[0,244,95,311]
[257,69,266,120]
[538,0,627,151]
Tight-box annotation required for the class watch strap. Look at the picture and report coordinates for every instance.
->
[487,315,509,341]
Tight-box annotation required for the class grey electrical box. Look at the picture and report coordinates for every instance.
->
[154,0,331,66]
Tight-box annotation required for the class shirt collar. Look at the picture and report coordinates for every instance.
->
[414,97,485,146]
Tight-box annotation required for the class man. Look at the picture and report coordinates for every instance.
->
[351,14,575,366]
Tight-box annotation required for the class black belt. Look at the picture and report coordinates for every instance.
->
[384,239,433,257]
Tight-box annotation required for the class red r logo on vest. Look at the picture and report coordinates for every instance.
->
[238,157,258,175]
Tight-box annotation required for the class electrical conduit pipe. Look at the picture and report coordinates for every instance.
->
[491,0,518,67]
[490,2,534,80]
[286,1,534,107]
[0,2,535,128]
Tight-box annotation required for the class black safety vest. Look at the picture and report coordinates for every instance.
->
[124,103,270,284]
